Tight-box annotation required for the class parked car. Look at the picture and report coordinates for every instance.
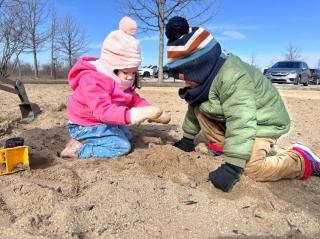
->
[138,65,157,77]
[263,69,267,75]
[309,69,320,85]
[154,65,174,79]
[264,60,310,86]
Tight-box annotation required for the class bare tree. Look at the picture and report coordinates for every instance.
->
[249,52,261,71]
[119,0,218,82]
[0,0,20,8]
[49,5,59,78]
[0,0,17,8]
[283,43,301,61]
[57,13,88,70]
[250,52,257,67]
[268,60,275,68]
[22,0,49,78]
[0,3,27,79]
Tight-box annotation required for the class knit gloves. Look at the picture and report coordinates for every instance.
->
[209,163,243,192]
[173,137,195,152]
[174,137,242,192]
[130,106,162,124]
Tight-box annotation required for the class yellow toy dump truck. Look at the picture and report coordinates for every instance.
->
[0,77,40,123]
[0,137,30,176]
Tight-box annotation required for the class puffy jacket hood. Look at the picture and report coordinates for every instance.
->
[68,57,99,90]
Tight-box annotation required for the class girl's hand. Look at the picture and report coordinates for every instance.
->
[147,112,171,124]
[130,106,162,124]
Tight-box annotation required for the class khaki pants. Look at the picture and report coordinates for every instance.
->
[194,107,305,181]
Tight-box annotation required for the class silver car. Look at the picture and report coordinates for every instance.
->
[265,61,310,86]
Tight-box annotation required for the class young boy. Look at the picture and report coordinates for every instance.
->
[165,16,320,192]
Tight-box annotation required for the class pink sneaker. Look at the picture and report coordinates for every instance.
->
[60,139,83,158]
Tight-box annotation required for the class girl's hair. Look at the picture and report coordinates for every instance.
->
[114,70,141,89]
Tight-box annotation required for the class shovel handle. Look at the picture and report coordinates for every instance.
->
[15,80,30,103]
[0,77,19,94]
[0,84,18,94]
[0,77,16,86]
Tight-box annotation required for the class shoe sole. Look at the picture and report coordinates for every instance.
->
[292,143,320,162]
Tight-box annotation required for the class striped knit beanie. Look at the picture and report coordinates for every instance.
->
[165,25,223,85]
[165,17,227,106]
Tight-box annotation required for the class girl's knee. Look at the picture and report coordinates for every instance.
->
[77,140,132,158]
[104,140,132,157]
[119,140,132,155]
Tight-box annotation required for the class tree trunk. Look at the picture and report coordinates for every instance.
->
[157,0,165,83]
[17,57,21,81]
[33,45,38,78]
[50,44,54,78]
[68,50,72,70]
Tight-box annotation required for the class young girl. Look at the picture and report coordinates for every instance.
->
[165,16,320,192]
[61,16,168,159]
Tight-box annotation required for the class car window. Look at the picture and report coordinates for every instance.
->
[272,61,301,68]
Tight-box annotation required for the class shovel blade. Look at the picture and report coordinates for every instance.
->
[19,102,41,123]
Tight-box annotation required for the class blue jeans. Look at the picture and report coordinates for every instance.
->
[68,123,132,159]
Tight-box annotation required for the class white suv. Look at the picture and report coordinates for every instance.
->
[138,65,157,78]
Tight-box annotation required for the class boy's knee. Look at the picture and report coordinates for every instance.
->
[244,159,266,181]
[244,169,260,181]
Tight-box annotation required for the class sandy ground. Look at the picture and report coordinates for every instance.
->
[0,84,320,239]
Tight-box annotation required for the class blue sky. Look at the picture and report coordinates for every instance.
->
[32,0,320,70]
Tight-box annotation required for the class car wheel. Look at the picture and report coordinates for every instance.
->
[163,72,169,79]
[143,72,150,77]
[303,77,309,86]
[294,76,300,85]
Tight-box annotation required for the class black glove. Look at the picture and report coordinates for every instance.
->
[209,163,243,192]
[173,137,195,152]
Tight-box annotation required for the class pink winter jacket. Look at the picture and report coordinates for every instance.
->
[67,57,149,126]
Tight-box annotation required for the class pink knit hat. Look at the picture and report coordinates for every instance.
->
[99,16,141,71]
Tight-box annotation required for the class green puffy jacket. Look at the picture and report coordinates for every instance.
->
[182,54,291,168]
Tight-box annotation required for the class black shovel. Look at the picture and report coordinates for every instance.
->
[0,78,41,123]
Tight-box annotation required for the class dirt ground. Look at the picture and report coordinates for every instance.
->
[0,84,319,239]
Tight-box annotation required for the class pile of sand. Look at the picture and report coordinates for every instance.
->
[0,85,319,238]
